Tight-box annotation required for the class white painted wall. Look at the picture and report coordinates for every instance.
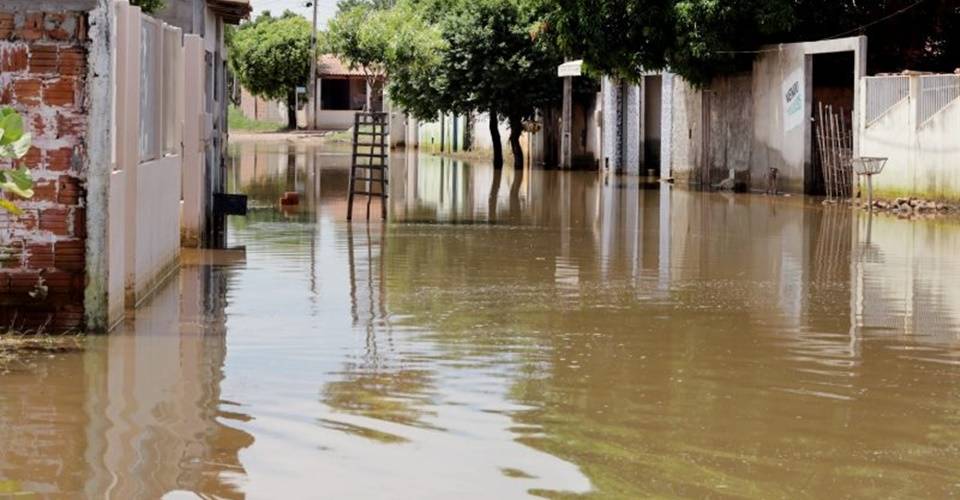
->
[860,75,960,201]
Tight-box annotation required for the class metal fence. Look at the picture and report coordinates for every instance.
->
[864,76,910,126]
[919,74,960,126]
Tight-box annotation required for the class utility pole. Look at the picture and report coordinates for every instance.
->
[307,0,319,129]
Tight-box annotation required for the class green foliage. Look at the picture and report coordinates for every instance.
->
[543,0,793,85]
[129,0,165,14]
[227,105,285,133]
[790,0,960,74]
[545,0,960,84]
[336,0,397,14]
[229,12,313,102]
[0,107,34,215]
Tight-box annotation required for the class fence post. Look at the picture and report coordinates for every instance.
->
[182,35,205,247]
[116,2,142,306]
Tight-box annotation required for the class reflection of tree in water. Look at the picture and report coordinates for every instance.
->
[319,224,438,435]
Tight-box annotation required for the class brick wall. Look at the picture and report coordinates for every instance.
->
[0,11,89,332]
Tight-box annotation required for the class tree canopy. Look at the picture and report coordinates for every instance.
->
[544,0,960,84]
[326,0,562,168]
[229,11,313,128]
[130,0,165,14]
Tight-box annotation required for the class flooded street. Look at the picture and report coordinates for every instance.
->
[4,140,960,498]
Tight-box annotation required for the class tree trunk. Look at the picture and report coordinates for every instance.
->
[489,108,504,169]
[508,113,524,171]
[287,90,297,130]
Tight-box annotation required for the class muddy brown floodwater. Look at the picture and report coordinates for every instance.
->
[3,140,960,498]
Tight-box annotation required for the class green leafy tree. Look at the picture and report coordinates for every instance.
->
[130,0,165,14]
[433,0,562,169]
[544,0,793,85]
[334,0,561,169]
[0,107,34,215]
[325,2,443,112]
[336,0,396,14]
[229,11,313,129]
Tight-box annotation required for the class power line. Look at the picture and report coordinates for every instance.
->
[826,0,926,40]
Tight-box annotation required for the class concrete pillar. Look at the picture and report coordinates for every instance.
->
[182,36,205,247]
[560,76,573,168]
[660,73,674,179]
[601,76,620,170]
[623,83,642,175]
[116,3,141,307]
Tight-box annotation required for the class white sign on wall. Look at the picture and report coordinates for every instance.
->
[782,68,804,132]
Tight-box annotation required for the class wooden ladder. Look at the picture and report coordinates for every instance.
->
[347,112,390,221]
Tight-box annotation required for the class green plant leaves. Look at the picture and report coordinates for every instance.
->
[0,107,35,215]
[0,107,32,160]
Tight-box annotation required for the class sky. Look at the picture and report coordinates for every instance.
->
[250,0,339,29]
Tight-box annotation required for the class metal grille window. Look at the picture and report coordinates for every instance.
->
[864,76,910,126]
[919,75,960,126]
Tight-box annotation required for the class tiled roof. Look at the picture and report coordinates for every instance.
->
[209,0,252,24]
[317,54,366,78]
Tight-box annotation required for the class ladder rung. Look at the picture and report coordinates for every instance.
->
[352,164,387,169]
[355,143,387,148]
[351,191,388,197]
[353,177,389,183]
[355,153,387,158]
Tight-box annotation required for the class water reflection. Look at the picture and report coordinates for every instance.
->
[2,140,960,498]
[0,250,251,499]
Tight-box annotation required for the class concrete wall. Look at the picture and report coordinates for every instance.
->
[663,36,867,193]
[239,87,285,125]
[0,6,95,331]
[859,75,960,201]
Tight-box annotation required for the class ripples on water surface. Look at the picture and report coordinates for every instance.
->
[2,140,960,498]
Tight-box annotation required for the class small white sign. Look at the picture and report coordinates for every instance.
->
[782,69,804,132]
[558,60,584,78]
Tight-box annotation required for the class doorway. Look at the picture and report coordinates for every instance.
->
[642,75,662,177]
[809,52,855,196]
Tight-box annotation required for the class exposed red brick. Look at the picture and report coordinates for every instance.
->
[56,112,85,138]
[57,175,82,205]
[12,78,42,105]
[8,271,42,294]
[31,180,58,203]
[43,78,76,107]
[42,270,83,298]
[46,147,75,172]
[55,239,84,271]
[0,241,24,269]
[39,207,69,236]
[13,209,38,231]
[0,13,14,40]
[28,43,58,74]
[72,207,86,238]
[59,47,85,76]
[0,85,11,105]
[44,13,77,42]
[14,13,44,42]
[19,146,41,168]
[25,242,54,270]
[30,113,46,138]
[1,44,28,72]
